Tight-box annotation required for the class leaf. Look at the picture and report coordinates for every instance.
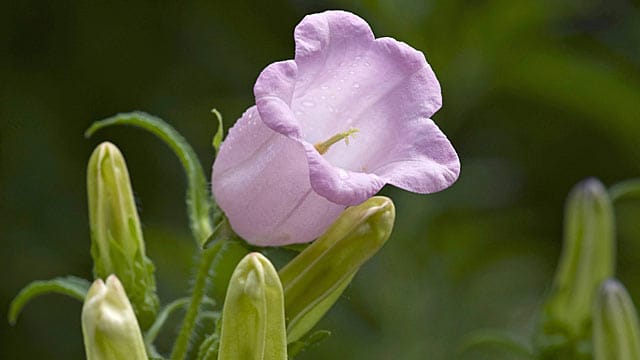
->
[458,329,535,358]
[610,178,640,202]
[144,298,190,348]
[196,333,220,360]
[287,330,331,359]
[85,111,214,245]
[8,276,91,325]
[210,108,224,151]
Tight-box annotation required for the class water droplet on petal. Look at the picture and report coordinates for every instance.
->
[320,95,326,100]
[295,110,304,116]
[338,169,349,179]
[302,101,315,107]
[364,62,371,67]
[355,56,362,61]
[352,83,360,89]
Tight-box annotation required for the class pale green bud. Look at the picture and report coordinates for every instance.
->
[87,142,159,328]
[536,178,615,357]
[82,275,148,360]
[280,196,395,343]
[217,252,287,360]
[593,279,640,360]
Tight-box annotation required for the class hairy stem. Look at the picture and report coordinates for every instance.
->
[170,242,223,360]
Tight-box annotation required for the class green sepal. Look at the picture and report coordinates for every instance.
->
[287,330,331,359]
[85,111,214,245]
[211,109,224,151]
[8,276,90,325]
[279,196,395,343]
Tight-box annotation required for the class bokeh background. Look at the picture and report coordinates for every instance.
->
[2,0,639,359]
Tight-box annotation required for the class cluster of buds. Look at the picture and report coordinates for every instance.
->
[536,178,640,359]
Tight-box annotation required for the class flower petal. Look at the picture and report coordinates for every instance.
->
[303,142,386,205]
[373,118,460,193]
[212,107,344,246]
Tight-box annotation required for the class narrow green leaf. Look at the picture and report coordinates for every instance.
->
[287,330,331,359]
[197,333,220,360]
[610,178,640,202]
[211,109,224,151]
[85,111,214,245]
[459,330,535,358]
[8,276,90,325]
[144,298,190,349]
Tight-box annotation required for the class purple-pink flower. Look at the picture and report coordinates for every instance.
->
[212,10,459,246]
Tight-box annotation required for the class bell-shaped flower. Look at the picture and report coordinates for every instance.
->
[212,10,459,246]
[81,275,148,360]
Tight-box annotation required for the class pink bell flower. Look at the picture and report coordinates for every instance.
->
[212,10,459,246]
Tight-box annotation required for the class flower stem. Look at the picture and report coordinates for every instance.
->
[170,241,223,360]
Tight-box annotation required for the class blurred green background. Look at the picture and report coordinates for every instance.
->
[2,0,639,359]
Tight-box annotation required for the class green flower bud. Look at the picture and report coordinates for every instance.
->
[279,196,395,343]
[217,252,287,360]
[536,178,615,357]
[593,279,640,360]
[82,275,148,360]
[87,142,159,328]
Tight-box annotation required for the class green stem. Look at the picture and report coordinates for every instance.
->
[171,242,223,360]
[610,178,640,202]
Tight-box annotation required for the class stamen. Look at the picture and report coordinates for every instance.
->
[314,128,359,155]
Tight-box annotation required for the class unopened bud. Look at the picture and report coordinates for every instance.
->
[593,279,640,360]
[217,253,287,360]
[87,142,159,328]
[280,196,395,343]
[536,178,615,356]
[81,275,147,360]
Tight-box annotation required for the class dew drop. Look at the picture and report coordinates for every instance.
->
[295,110,304,116]
[321,85,329,90]
[352,82,360,89]
[355,56,362,61]
[338,169,349,179]
[348,70,355,75]
[302,101,315,107]
[320,95,326,100]
[364,62,371,67]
